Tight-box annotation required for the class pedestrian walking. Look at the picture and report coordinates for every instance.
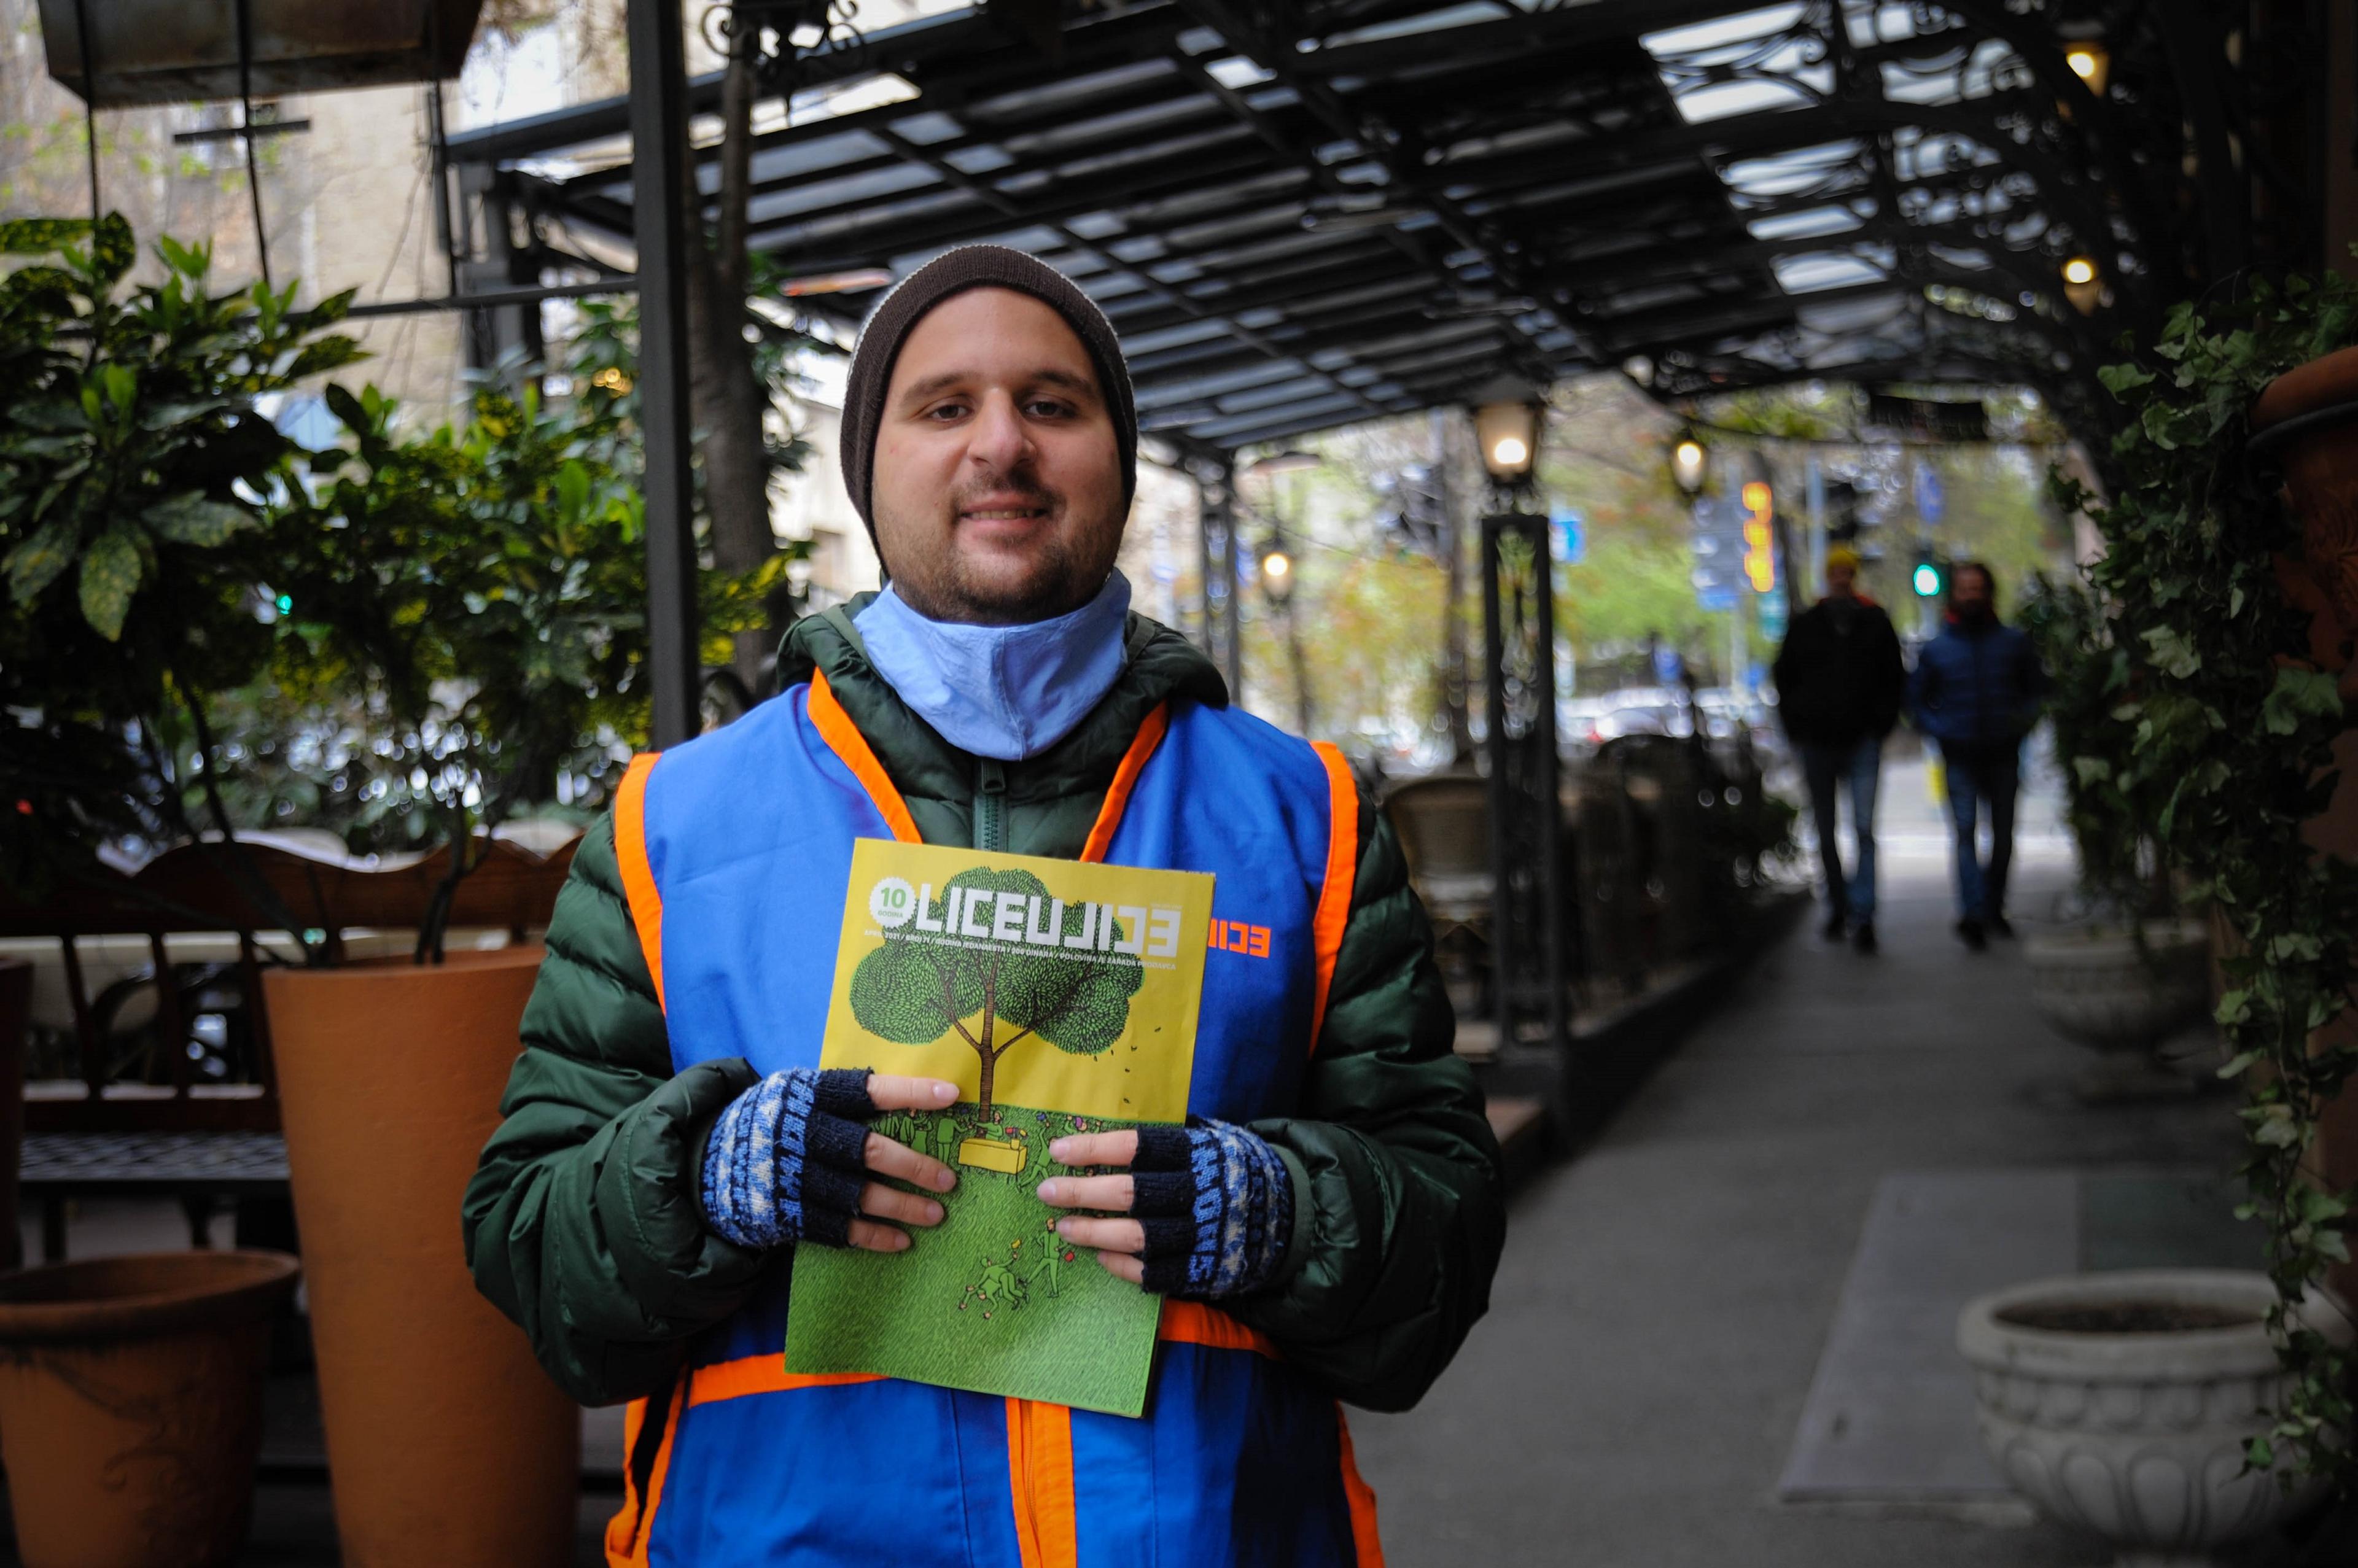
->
[1909,561,2046,950]
[1771,546,1904,953]
[463,246,1503,1566]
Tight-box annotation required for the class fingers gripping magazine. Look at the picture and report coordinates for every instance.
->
[784,839,1214,1416]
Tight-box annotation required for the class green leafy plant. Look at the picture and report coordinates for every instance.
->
[260,375,796,958]
[0,213,360,907]
[1,219,801,969]
[849,869,1144,1116]
[2067,270,2358,1486]
[2017,571,2174,926]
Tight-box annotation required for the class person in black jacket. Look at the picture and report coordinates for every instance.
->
[1772,547,1907,953]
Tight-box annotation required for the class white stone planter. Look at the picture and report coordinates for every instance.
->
[2023,919,2209,1052]
[1958,1270,2350,1567]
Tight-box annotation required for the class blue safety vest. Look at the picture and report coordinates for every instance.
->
[601,672,1383,1568]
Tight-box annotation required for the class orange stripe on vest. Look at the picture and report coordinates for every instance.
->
[1078,701,1169,864]
[675,1306,1275,1413]
[1156,1297,1279,1357]
[604,1375,686,1568]
[809,669,922,844]
[1336,1403,1387,1568]
[1006,1396,1078,1568]
[1307,742,1359,1054]
[613,753,667,1011]
[686,1363,881,1407]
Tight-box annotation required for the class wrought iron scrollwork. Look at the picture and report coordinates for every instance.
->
[699,0,868,95]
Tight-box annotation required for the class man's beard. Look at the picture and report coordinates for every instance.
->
[890,478,1107,624]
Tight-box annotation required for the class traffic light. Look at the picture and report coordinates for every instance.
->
[1740,480,1775,592]
[1912,557,1944,598]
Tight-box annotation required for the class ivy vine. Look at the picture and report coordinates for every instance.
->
[2066,271,2358,1483]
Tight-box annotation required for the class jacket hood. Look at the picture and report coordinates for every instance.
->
[774,593,1229,812]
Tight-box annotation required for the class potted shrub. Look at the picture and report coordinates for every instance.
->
[0,215,350,1561]
[247,371,790,1564]
[2017,577,2210,1100]
[251,374,753,1568]
[0,215,359,927]
[0,218,787,1567]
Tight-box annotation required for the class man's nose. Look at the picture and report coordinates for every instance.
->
[966,392,1033,473]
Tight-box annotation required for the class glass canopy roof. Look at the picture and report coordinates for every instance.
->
[442,0,2243,450]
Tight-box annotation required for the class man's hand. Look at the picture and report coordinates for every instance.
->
[1034,1130,1148,1282]
[848,1075,962,1252]
[1037,1122,1295,1297]
[700,1069,961,1253]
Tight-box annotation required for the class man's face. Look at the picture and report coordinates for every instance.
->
[869,287,1127,625]
[1825,561,1856,599]
[1952,566,1993,619]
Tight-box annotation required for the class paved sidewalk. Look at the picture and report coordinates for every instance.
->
[1350,824,2243,1566]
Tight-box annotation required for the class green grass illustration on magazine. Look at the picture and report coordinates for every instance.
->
[785,839,1213,1417]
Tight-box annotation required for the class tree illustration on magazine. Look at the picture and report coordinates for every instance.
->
[848,866,1143,1170]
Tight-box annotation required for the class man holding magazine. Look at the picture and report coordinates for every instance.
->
[465,246,1504,1567]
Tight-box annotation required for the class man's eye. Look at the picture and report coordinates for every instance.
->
[925,401,970,421]
[1024,400,1072,419]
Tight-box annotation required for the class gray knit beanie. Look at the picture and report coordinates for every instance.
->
[838,246,1137,540]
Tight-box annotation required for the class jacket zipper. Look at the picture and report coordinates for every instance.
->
[975,758,1008,852]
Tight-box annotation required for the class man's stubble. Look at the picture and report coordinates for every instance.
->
[879,472,1124,625]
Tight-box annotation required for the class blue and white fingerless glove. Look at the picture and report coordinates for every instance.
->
[1128,1119,1294,1298]
[699,1067,876,1249]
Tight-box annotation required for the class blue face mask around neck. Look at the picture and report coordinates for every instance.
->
[852,572,1132,761]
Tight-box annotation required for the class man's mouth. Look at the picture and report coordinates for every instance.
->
[957,494,1056,524]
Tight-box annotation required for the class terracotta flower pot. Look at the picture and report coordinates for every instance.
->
[2254,346,2358,855]
[2252,351,2358,1297]
[0,1249,299,1568]
[262,949,576,1568]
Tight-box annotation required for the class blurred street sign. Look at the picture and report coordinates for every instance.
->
[1740,480,1775,592]
[1689,494,1746,610]
[1551,506,1586,564]
[1758,594,1789,641]
[1913,459,1945,527]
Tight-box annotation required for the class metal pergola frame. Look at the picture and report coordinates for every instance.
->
[424,0,2325,743]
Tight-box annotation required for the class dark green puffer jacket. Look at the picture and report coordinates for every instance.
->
[462,604,1504,1413]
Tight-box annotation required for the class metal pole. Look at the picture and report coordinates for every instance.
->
[1729,592,1745,694]
[1435,407,1473,764]
[629,0,701,748]
[1805,452,1826,604]
[1198,451,1243,695]
[1481,508,1566,1058]
[1221,524,1244,700]
[1194,462,1223,658]
[233,0,271,290]
[69,0,98,228]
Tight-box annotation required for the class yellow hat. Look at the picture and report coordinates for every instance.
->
[1825,545,1862,575]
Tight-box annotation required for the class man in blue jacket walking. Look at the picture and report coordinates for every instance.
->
[1909,562,2045,950]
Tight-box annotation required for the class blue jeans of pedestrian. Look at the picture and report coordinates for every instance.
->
[1799,737,1882,920]
[1942,742,2020,922]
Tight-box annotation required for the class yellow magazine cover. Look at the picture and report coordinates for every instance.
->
[784,837,1214,1416]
